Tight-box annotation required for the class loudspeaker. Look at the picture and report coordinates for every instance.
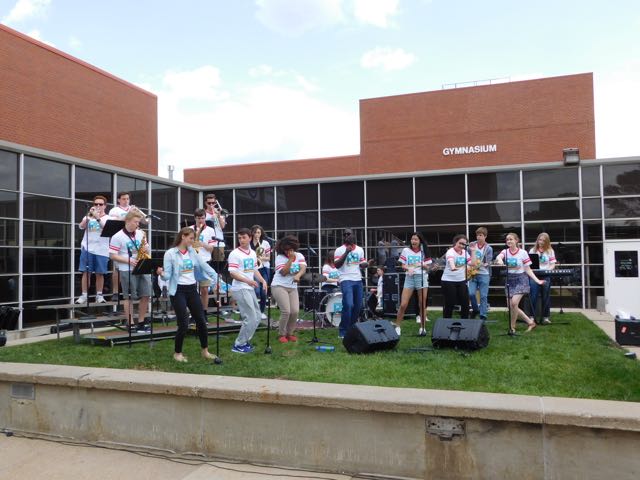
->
[382,273,417,315]
[431,318,489,350]
[343,319,399,354]
[615,316,640,346]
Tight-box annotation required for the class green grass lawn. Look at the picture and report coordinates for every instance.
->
[2,312,639,402]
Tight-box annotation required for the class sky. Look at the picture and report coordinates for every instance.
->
[1,0,639,181]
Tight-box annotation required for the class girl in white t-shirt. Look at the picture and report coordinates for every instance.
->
[495,232,545,335]
[321,250,340,293]
[529,232,556,324]
[271,235,307,343]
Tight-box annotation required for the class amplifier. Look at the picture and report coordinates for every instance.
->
[615,316,640,346]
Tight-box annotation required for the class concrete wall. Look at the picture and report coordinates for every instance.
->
[0,24,158,176]
[1,363,638,479]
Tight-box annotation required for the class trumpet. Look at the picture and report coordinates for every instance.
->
[214,200,230,218]
[87,207,97,219]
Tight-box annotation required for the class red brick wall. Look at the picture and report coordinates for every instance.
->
[0,25,157,175]
[185,73,595,186]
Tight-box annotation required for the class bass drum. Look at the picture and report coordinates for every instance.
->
[318,292,343,326]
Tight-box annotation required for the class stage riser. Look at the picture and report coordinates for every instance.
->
[2,363,640,480]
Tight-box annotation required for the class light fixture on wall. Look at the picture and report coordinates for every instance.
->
[563,148,580,166]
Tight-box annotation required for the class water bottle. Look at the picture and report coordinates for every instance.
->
[315,345,335,352]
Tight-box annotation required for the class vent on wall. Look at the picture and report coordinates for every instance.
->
[10,383,35,400]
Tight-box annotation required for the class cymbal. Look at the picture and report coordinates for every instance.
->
[301,272,328,283]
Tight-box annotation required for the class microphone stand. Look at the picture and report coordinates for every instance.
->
[304,244,331,345]
[264,285,272,354]
[214,236,224,365]
[81,213,96,320]
[127,245,133,348]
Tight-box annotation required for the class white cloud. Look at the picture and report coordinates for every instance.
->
[25,28,54,47]
[360,46,416,71]
[353,0,399,28]
[2,0,51,25]
[155,65,359,181]
[595,62,640,159]
[68,35,81,49]
[255,0,345,36]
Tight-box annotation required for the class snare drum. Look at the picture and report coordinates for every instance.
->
[318,292,343,326]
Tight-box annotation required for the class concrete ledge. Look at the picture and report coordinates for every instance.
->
[2,362,640,479]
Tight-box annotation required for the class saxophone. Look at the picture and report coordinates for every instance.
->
[137,230,151,261]
[255,245,265,269]
[194,222,205,254]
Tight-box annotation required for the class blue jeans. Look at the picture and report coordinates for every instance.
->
[339,280,363,336]
[529,277,552,319]
[468,274,490,318]
[254,267,270,313]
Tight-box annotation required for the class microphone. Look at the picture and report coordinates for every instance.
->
[264,235,276,243]
[307,245,318,256]
[147,213,162,220]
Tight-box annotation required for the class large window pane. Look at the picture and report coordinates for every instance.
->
[603,163,640,196]
[586,266,604,287]
[523,168,579,199]
[277,211,317,230]
[321,228,365,248]
[367,207,413,227]
[604,197,640,219]
[24,156,70,197]
[203,189,233,212]
[582,198,602,219]
[553,244,581,264]
[416,205,465,225]
[75,167,112,201]
[24,221,70,247]
[584,243,603,264]
[469,224,521,245]
[523,200,579,221]
[524,222,581,242]
[0,219,18,246]
[235,213,275,231]
[583,221,603,241]
[0,276,18,302]
[469,202,520,223]
[236,187,275,213]
[418,225,466,247]
[151,182,178,212]
[468,171,520,202]
[366,178,413,207]
[180,189,199,214]
[415,175,465,204]
[320,209,364,228]
[605,220,640,239]
[150,211,177,231]
[0,150,18,190]
[23,248,71,273]
[24,195,70,222]
[117,176,148,208]
[320,181,364,209]
[581,166,600,197]
[277,185,318,211]
[151,231,174,252]
[0,190,18,218]
[23,274,71,301]
[0,248,19,274]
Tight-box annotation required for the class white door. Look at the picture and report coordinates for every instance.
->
[604,240,640,317]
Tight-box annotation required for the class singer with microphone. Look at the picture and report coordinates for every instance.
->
[334,229,367,339]
[271,235,306,343]
[441,234,472,319]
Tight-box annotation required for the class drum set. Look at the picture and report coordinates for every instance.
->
[303,287,343,327]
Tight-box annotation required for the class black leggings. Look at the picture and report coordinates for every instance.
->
[171,283,208,353]
[441,280,470,319]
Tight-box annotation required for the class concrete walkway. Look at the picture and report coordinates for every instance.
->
[0,435,353,480]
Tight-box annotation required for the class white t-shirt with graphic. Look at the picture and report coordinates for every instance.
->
[399,247,433,275]
[441,247,471,282]
[529,247,556,270]
[177,250,196,285]
[227,247,257,291]
[80,214,110,257]
[109,229,145,272]
[497,248,531,274]
[109,205,131,220]
[334,244,366,282]
[205,210,225,248]
[190,224,216,262]
[321,264,340,287]
[272,252,306,289]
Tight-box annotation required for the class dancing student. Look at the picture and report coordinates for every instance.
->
[156,228,219,363]
[441,234,472,319]
[468,227,494,320]
[321,250,340,293]
[334,229,367,338]
[529,232,556,324]
[271,235,307,343]
[250,224,272,320]
[495,232,545,334]
[394,233,432,337]
[227,228,268,354]
[75,195,110,304]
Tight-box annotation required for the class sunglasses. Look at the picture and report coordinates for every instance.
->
[94,203,105,206]
[206,202,216,205]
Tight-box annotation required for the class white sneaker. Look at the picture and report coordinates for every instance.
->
[416,315,421,323]
[75,294,87,304]
[395,326,401,336]
[418,327,426,336]
[96,294,106,304]
[261,313,267,320]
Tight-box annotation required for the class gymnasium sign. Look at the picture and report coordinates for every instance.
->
[442,144,497,156]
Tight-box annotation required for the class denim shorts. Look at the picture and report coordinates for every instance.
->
[403,272,429,290]
[78,249,109,274]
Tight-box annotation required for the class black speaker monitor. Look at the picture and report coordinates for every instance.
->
[431,318,489,350]
[343,319,399,354]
